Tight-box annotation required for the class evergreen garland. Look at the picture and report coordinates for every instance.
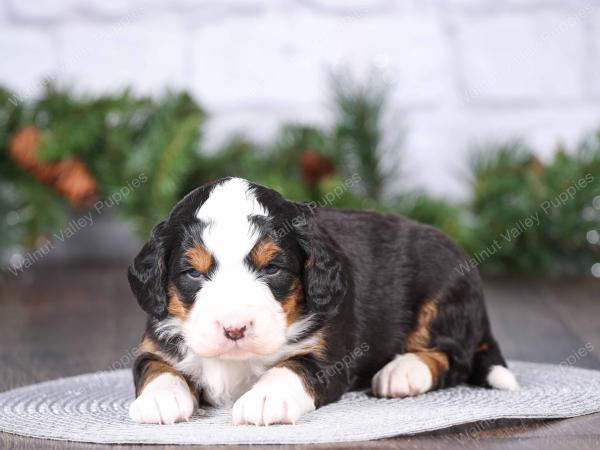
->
[1,80,599,276]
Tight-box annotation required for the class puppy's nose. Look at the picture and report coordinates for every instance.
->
[223,325,247,341]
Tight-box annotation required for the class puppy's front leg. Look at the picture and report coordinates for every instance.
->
[129,352,199,424]
[233,358,335,426]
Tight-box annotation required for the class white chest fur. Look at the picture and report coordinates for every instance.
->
[160,313,319,407]
[175,352,269,407]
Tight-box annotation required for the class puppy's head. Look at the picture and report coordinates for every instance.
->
[128,177,348,361]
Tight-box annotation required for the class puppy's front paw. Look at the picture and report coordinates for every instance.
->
[129,374,197,425]
[372,353,433,398]
[232,367,315,426]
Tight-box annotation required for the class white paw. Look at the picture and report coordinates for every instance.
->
[487,365,519,391]
[372,353,433,398]
[129,373,197,425]
[232,367,315,426]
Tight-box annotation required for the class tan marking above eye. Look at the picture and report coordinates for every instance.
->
[250,238,281,268]
[185,244,213,273]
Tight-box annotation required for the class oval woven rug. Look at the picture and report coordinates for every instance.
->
[1,361,599,445]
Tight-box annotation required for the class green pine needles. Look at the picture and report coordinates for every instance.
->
[1,80,599,277]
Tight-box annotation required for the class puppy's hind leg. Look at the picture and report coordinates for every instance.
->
[469,334,519,391]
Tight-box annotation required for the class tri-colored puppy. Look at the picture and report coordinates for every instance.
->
[128,177,518,425]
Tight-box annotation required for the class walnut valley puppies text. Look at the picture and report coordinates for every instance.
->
[7,173,147,276]
[316,343,370,384]
[455,173,595,276]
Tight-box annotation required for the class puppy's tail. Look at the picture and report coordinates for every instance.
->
[468,333,519,391]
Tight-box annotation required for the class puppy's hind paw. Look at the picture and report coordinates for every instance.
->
[372,353,433,398]
[487,365,519,391]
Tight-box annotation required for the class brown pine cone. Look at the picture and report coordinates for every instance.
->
[9,126,100,206]
[298,149,335,186]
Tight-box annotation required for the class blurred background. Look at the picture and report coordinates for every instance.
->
[1,2,600,447]
[1,0,600,400]
[1,0,600,277]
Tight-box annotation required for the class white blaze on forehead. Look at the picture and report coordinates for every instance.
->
[196,178,268,262]
[184,178,287,368]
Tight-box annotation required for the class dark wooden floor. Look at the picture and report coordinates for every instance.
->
[1,262,599,449]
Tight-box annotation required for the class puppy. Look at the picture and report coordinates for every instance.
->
[128,177,517,425]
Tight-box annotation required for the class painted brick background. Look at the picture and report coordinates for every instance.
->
[1,0,599,198]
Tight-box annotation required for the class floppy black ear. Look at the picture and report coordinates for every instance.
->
[127,220,169,320]
[296,209,349,315]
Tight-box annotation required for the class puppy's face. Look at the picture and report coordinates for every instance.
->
[129,178,322,362]
[165,179,305,360]
[129,177,348,362]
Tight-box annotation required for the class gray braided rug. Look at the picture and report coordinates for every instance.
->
[1,361,599,445]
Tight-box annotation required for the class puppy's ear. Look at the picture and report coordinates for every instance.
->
[128,220,169,319]
[295,208,349,315]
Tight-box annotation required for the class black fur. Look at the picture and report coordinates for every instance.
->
[295,209,350,317]
[127,220,169,320]
[129,178,509,411]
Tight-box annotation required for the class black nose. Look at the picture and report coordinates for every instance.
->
[223,325,247,341]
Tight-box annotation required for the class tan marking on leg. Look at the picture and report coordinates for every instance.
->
[414,351,449,383]
[139,336,158,354]
[185,243,213,273]
[405,299,449,386]
[250,237,281,268]
[137,353,200,401]
[476,341,490,352]
[405,299,438,351]
[138,357,180,394]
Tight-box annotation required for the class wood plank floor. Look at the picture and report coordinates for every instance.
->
[1,262,599,449]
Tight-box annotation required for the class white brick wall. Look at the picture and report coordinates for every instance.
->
[0,25,58,96]
[1,0,599,198]
[589,8,600,99]
[456,12,586,104]
[58,20,188,93]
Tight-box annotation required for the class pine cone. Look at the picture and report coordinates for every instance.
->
[298,149,335,186]
[9,126,100,206]
[9,126,40,170]
[54,160,99,206]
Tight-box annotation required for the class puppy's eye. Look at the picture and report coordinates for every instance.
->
[263,264,280,275]
[186,269,203,279]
